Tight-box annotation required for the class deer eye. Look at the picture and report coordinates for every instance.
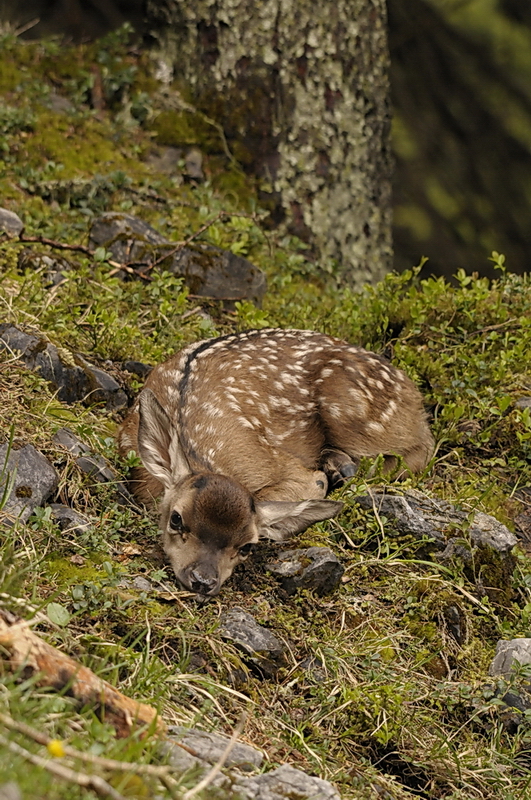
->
[169,511,184,531]
[239,543,254,558]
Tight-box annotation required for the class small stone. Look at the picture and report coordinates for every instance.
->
[145,145,183,174]
[53,427,135,505]
[117,576,153,593]
[167,726,263,771]
[489,638,531,677]
[267,546,344,596]
[123,360,152,378]
[160,739,229,788]
[88,212,169,264]
[49,503,92,535]
[0,444,58,525]
[76,355,128,411]
[515,397,531,409]
[355,491,445,545]
[0,208,23,237]
[184,147,204,181]
[442,604,467,644]
[220,608,287,677]
[75,455,116,482]
[52,427,89,457]
[235,764,341,800]
[132,576,153,592]
[299,655,327,682]
[45,91,75,114]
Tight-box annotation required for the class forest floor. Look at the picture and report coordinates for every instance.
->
[1,24,531,800]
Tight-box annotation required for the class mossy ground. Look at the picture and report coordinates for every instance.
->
[1,24,531,800]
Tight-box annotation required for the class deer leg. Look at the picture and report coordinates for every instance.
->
[320,448,359,489]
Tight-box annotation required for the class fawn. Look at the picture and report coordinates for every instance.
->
[118,329,434,598]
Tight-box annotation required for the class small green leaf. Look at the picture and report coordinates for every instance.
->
[47,602,71,627]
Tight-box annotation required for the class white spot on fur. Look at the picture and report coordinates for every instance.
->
[367,420,385,433]
[348,388,369,416]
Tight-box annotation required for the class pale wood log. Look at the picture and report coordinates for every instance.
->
[0,610,165,738]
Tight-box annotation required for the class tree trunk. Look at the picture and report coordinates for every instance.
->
[145,0,393,287]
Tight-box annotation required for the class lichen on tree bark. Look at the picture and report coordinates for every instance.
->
[145,0,393,286]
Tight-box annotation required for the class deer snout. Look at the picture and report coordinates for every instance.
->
[188,568,220,597]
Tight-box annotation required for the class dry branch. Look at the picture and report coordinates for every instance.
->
[0,733,127,800]
[0,610,165,738]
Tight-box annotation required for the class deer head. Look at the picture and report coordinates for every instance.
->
[137,389,343,598]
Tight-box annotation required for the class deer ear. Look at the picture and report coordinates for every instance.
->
[255,499,343,541]
[137,389,191,489]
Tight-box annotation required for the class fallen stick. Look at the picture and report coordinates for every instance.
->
[0,610,165,738]
[0,734,127,800]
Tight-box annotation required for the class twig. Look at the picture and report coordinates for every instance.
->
[15,232,153,281]
[146,210,265,272]
[147,211,231,271]
[182,711,248,799]
[465,318,518,338]
[0,733,127,800]
[13,18,40,36]
[19,233,94,256]
[0,713,172,778]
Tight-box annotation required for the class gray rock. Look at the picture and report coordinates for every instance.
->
[159,740,229,789]
[49,503,92,535]
[0,782,22,800]
[52,427,135,505]
[184,147,204,181]
[0,208,23,237]
[75,355,128,411]
[170,242,266,304]
[220,608,287,677]
[515,397,531,410]
[45,91,75,114]
[145,145,183,174]
[52,427,90,457]
[131,576,153,593]
[0,324,127,409]
[89,212,267,304]
[267,546,344,596]
[53,427,114,482]
[89,212,167,263]
[0,444,58,525]
[235,764,341,800]
[299,655,327,682]
[118,576,153,593]
[123,360,152,378]
[355,489,517,553]
[490,639,531,677]
[355,492,446,546]
[167,726,263,771]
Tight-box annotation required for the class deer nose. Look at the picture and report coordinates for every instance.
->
[189,570,218,595]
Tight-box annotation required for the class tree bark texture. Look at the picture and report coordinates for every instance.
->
[145,0,393,286]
